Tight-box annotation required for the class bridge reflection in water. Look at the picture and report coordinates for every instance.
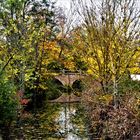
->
[10,103,88,139]
[49,70,85,103]
[49,93,81,103]
[48,70,88,139]
[9,71,89,139]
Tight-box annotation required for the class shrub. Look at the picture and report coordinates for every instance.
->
[82,89,140,140]
[0,73,18,128]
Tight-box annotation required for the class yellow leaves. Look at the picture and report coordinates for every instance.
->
[129,51,140,73]
[137,99,140,106]
[99,94,113,105]
[28,47,34,53]
[88,57,94,64]
[129,67,140,74]
[91,94,113,105]
[40,41,57,50]
[63,61,75,70]
[39,84,48,90]
[87,69,94,75]
[39,40,60,64]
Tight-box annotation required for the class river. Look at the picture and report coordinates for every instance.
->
[9,103,89,140]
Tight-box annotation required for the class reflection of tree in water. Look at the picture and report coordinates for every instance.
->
[37,103,87,139]
[36,103,64,138]
[70,104,88,138]
[56,103,87,139]
[11,103,88,139]
[11,103,62,139]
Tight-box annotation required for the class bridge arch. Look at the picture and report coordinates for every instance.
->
[46,78,65,100]
[53,78,63,87]
[54,74,84,86]
[72,80,85,92]
[48,72,86,103]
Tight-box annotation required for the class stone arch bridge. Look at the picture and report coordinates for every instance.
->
[54,73,85,86]
[48,70,86,103]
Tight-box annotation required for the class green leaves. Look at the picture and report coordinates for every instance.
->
[0,72,18,126]
[0,0,58,91]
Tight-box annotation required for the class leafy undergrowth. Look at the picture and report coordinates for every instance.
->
[82,91,140,140]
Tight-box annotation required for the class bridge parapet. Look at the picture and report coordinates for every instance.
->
[46,70,86,86]
[47,69,83,75]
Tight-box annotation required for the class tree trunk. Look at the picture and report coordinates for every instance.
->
[113,77,119,108]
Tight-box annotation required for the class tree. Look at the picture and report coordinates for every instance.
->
[0,0,59,127]
[0,72,18,139]
[72,0,140,106]
[0,0,58,92]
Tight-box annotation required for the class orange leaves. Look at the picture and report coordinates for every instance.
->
[39,40,60,63]
[39,41,57,50]
[17,90,30,106]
